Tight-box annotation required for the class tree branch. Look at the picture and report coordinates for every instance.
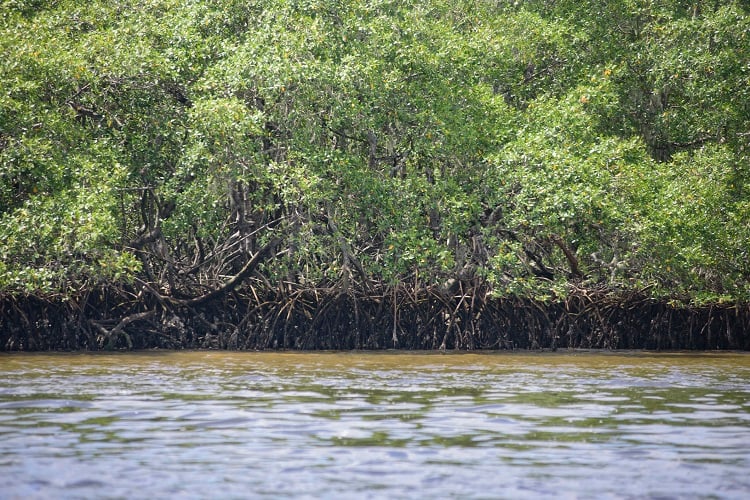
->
[551,234,583,279]
[171,236,281,307]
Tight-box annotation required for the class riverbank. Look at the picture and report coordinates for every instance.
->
[3,2,749,353]
[2,283,748,351]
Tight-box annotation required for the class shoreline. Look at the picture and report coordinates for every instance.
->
[3,284,748,351]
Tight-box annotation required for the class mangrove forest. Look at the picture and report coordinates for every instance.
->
[1,0,749,350]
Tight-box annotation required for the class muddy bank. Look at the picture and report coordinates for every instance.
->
[2,283,749,351]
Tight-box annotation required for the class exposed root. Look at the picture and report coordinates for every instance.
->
[1,283,749,351]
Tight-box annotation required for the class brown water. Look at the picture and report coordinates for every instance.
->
[1,351,749,499]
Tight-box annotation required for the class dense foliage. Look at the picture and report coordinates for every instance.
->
[1,0,749,308]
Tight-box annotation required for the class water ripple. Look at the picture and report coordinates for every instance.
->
[0,351,749,499]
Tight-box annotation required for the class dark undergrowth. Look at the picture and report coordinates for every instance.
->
[2,282,748,351]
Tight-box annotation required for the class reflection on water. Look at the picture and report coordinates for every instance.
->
[1,351,749,499]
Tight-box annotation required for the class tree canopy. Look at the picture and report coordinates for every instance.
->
[1,0,749,308]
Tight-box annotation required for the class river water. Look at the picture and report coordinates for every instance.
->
[1,351,749,499]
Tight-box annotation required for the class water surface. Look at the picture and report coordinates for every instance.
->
[1,351,749,499]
